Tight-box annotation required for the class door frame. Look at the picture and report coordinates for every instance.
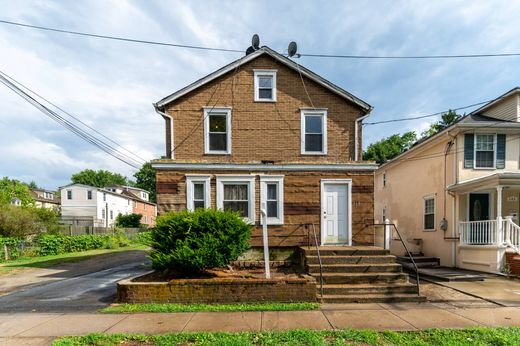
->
[320,179,352,246]
[466,192,492,221]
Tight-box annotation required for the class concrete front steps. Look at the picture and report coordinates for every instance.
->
[301,246,425,303]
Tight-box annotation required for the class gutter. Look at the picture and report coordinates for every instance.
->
[153,104,174,159]
[354,112,370,161]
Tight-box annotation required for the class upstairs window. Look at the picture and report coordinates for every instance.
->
[87,190,93,200]
[301,110,327,155]
[204,108,231,154]
[67,190,72,200]
[254,70,277,102]
[475,134,495,168]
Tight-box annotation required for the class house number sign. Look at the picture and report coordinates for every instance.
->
[507,196,519,202]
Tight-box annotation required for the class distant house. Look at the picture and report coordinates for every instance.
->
[30,188,60,210]
[105,185,157,226]
[10,197,22,206]
[59,183,153,227]
[375,88,520,274]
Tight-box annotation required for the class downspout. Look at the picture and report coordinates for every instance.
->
[154,104,174,159]
[354,112,370,161]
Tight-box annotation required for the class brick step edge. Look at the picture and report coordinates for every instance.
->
[319,294,426,304]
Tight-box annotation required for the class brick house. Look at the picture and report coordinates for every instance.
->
[151,46,377,247]
[105,185,157,226]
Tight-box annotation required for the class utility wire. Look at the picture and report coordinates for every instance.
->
[0,70,147,164]
[2,19,520,60]
[0,72,144,168]
[0,19,242,53]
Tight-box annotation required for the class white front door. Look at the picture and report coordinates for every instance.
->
[321,182,350,245]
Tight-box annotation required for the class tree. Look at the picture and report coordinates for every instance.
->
[71,169,131,188]
[0,177,35,206]
[115,213,142,228]
[133,162,156,203]
[421,110,461,138]
[363,131,417,164]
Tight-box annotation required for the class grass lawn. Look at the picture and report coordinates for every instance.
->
[102,302,319,313]
[0,245,147,275]
[52,327,520,346]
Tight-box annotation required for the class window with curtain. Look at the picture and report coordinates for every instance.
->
[424,197,435,230]
[204,108,231,154]
[223,184,249,217]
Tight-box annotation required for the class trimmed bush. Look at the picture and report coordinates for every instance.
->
[115,213,143,228]
[149,209,252,274]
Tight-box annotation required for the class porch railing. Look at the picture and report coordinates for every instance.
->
[503,218,520,253]
[460,220,499,245]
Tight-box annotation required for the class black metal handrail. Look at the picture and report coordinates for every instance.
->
[306,223,323,297]
[372,222,420,295]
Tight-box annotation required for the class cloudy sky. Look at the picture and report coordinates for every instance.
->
[1,0,520,190]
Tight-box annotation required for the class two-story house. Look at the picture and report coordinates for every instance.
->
[375,88,520,274]
[105,185,157,226]
[30,188,60,210]
[152,46,378,248]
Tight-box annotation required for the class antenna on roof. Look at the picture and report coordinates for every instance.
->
[288,41,299,58]
[246,34,260,55]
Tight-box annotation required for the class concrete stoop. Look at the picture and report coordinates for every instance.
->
[301,246,426,303]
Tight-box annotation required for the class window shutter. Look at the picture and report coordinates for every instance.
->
[464,134,474,168]
[496,134,506,169]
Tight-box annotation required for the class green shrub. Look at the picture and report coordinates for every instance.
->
[0,236,24,260]
[115,213,142,228]
[149,209,252,274]
[134,231,152,247]
[0,205,61,237]
[35,233,130,256]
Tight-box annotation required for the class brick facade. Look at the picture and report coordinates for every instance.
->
[132,199,157,226]
[506,252,520,276]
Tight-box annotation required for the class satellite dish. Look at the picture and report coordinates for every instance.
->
[252,34,260,49]
[288,41,298,57]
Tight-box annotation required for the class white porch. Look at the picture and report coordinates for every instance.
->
[449,173,520,273]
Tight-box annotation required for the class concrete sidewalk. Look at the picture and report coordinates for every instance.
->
[1,302,520,345]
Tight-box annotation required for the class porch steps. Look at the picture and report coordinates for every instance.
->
[398,254,486,282]
[300,246,425,303]
[396,255,440,268]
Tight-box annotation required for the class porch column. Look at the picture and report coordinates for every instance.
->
[497,186,503,244]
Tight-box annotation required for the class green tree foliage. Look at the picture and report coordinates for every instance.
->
[115,213,143,228]
[133,162,156,203]
[150,209,252,274]
[0,177,35,206]
[0,205,61,237]
[71,169,131,188]
[363,131,417,164]
[421,110,461,138]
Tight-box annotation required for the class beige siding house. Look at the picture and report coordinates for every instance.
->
[375,88,520,274]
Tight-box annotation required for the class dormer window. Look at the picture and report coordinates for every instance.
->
[254,70,277,102]
[204,107,231,154]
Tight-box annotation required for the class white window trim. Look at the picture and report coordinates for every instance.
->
[216,175,256,223]
[87,190,93,200]
[260,175,284,225]
[301,109,328,155]
[204,107,232,155]
[67,190,72,200]
[254,69,277,102]
[473,133,497,169]
[423,194,436,231]
[186,175,211,211]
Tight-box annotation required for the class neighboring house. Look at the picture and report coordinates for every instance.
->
[60,183,133,227]
[10,197,22,206]
[30,188,60,210]
[105,185,157,226]
[375,88,520,274]
[151,46,377,248]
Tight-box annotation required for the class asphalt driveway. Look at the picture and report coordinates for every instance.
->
[0,250,150,313]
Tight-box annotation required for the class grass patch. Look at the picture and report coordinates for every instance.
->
[102,302,319,313]
[0,245,147,275]
[52,327,520,346]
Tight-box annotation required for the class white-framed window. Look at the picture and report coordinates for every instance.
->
[474,134,496,169]
[204,107,232,154]
[103,192,107,202]
[44,192,53,199]
[260,176,284,225]
[254,69,277,102]
[67,190,72,200]
[110,210,113,220]
[216,176,255,223]
[186,175,211,211]
[87,190,93,200]
[143,215,147,224]
[423,196,435,231]
[301,109,327,155]
[101,209,106,219]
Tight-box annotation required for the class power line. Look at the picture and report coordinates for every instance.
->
[0,19,243,53]
[300,52,520,60]
[0,71,145,169]
[3,19,520,60]
[0,70,148,164]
